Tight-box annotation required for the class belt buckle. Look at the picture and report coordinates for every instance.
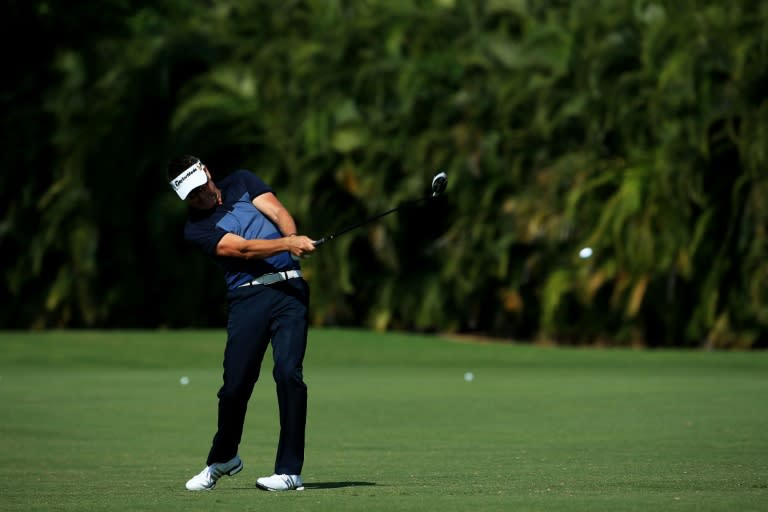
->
[240,270,298,289]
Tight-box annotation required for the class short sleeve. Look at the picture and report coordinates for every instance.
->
[238,170,273,199]
[184,222,227,257]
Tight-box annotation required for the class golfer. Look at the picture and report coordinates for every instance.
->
[167,155,316,491]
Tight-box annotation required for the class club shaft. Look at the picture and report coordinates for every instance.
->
[313,196,429,246]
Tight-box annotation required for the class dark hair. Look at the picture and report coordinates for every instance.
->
[166,155,201,181]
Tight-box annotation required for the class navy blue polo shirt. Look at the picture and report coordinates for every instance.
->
[184,170,299,290]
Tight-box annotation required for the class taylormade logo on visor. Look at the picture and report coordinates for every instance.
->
[174,162,202,187]
[170,161,208,199]
[175,169,196,187]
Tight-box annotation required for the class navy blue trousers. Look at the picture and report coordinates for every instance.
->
[206,278,309,475]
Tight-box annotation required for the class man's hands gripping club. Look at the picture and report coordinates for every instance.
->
[285,234,316,259]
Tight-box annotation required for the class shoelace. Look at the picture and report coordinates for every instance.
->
[198,466,213,481]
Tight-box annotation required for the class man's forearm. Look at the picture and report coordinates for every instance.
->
[274,210,298,237]
[217,233,293,260]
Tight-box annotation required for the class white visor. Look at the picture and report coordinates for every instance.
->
[170,161,208,200]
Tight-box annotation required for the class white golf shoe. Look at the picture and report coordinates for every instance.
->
[185,455,243,491]
[255,473,305,491]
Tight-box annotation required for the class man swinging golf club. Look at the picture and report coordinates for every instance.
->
[167,155,315,492]
[168,157,446,492]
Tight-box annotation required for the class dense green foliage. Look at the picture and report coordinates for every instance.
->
[2,1,767,347]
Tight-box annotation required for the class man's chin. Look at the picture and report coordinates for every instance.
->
[190,199,217,210]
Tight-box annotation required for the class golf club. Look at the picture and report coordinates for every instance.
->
[313,172,447,247]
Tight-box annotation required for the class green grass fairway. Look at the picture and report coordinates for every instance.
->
[1,329,766,511]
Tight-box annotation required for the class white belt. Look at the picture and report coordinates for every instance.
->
[238,270,303,288]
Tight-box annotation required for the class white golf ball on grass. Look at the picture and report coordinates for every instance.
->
[463,372,475,382]
[579,247,593,259]
[179,376,190,386]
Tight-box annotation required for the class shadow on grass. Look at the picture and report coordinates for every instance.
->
[226,481,377,491]
[303,481,377,490]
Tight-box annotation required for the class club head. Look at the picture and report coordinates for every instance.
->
[431,172,447,197]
